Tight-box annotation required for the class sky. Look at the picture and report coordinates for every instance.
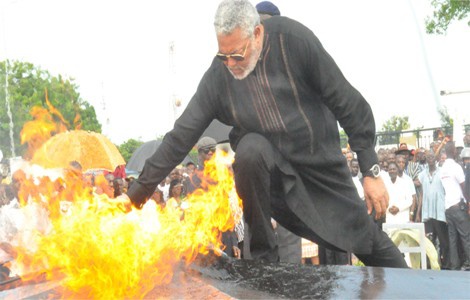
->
[1,0,469,145]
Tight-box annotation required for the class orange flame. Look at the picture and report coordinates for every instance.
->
[20,89,72,158]
[7,151,242,299]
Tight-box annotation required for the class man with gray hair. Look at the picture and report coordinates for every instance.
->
[125,0,406,268]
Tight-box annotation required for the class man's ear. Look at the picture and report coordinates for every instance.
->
[254,25,262,38]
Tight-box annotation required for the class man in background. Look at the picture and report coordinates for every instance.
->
[440,142,470,270]
[255,1,280,21]
[186,137,241,259]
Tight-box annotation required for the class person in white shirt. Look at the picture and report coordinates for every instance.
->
[440,141,470,270]
[385,162,413,224]
[396,155,418,222]
[349,159,364,200]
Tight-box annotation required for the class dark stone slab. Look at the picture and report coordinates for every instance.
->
[2,255,469,299]
[190,256,470,299]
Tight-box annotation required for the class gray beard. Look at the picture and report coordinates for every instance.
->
[229,43,260,80]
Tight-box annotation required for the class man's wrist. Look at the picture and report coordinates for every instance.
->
[363,164,380,178]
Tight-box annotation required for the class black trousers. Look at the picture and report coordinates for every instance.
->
[318,246,350,265]
[445,205,470,270]
[424,218,450,269]
[233,133,407,268]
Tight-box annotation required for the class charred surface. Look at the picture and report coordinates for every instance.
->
[190,255,470,299]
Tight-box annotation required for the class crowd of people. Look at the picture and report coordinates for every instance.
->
[345,129,470,270]
[2,0,469,274]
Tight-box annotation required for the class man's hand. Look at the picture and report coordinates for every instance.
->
[232,246,241,259]
[112,194,133,213]
[363,176,389,220]
[388,205,399,215]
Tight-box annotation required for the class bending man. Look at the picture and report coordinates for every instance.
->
[125,0,406,268]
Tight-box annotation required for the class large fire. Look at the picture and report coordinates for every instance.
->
[3,101,242,299]
[20,89,74,159]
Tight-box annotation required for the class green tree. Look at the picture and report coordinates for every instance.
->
[426,0,470,34]
[0,60,101,158]
[438,106,453,135]
[118,139,144,163]
[379,115,410,145]
[339,129,348,149]
[381,115,410,132]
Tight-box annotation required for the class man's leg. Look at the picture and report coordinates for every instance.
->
[451,207,470,269]
[275,224,302,264]
[233,133,279,262]
[445,207,461,270]
[434,219,451,269]
[269,184,407,268]
[355,219,409,268]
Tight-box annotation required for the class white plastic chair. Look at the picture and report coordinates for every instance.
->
[382,222,427,270]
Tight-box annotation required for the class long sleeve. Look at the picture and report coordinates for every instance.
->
[127,72,218,206]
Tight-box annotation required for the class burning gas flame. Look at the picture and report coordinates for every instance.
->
[20,89,72,159]
[3,100,243,298]
[6,151,241,299]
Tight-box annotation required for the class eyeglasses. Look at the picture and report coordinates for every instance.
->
[216,40,250,62]
[200,147,216,154]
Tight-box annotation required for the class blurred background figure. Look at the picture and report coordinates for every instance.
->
[256,1,280,21]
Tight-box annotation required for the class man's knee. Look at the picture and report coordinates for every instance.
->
[235,133,272,166]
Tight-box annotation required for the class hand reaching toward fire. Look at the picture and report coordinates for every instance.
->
[113,193,133,213]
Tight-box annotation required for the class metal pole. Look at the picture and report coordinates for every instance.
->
[1,2,16,157]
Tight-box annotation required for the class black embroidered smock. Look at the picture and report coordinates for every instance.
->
[128,16,379,254]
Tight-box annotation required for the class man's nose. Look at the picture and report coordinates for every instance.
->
[225,57,238,67]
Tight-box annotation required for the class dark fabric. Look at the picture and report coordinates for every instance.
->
[275,224,302,264]
[318,246,350,266]
[445,205,470,270]
[221,230,239,258]
[424,219,450,269]
[465,164,470,201]
[233,133,405,268]
[127,17,380,255]
[185,170,202,195]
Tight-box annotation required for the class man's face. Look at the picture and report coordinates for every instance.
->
[217,26,262,80]
[388,164,398,182]
[426,153,435,167]
[403,152,410,161]
[417,150,426,163]
[350,161,359,177]
[186,164,196,174]
[387,153,396,164]
[382,161,389,172]
[199,146,216,163]
[170,169,181,180]
[440,152,447,162]
[465,131,470,146]
[396,155,406,174]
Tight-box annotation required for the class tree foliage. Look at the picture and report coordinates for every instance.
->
[380,115,410,132]
[339,129,348,149]
[438,106,453,135]
[379,115,410,145]
[426,0,470,34]
[117,139,144,163]
[0,60,101,158]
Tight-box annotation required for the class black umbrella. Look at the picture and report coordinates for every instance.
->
[126,140,161,173]
[202,120,232,144]
[126,140,195,173]
[127,120,231,173]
